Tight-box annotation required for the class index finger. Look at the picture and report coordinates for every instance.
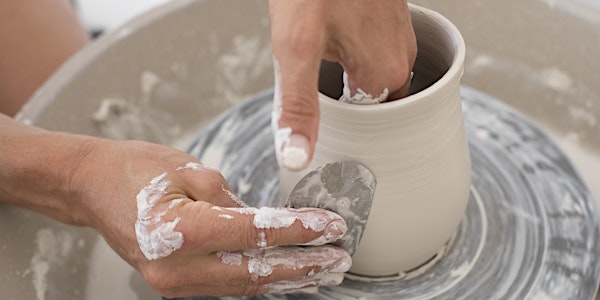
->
[178,202,348,253]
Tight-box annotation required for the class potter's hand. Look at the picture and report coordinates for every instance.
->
[70,140,351,297]
[0,116,351,297]
[269,0,417,170]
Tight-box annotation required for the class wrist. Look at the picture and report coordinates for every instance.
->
[0,124,99,226]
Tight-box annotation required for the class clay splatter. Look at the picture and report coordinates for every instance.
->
[135,172,183,260]
[244,246,350,281]
[216,251,243,266]
[339,71,389,105]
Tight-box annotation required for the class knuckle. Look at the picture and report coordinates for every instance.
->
[244,229,259,249]
[274,26,323,62]
[205,166,225,179]
[408,29,418,59]
[288,37,318,61]
[245,222,320,249]
[386,57,414,84]
[244,226,267,249]
[205,170,226,191]
[192,230,212,250]
[193,169,226,200]
[279,92,319,124]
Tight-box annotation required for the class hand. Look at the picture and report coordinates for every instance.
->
[269,0,417,170]
[69,139,351,297]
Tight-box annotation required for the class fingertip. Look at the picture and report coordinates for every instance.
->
[319,272,345,285]
[279,132,311,171]
[387,71,413,100]
[324,218,348,242]
[300,217,347,247]
[266,272,345,295]
[326,247,352,273]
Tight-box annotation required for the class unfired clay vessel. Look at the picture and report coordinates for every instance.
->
[280,4,470,277]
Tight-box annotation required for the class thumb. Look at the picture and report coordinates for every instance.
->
[269,0,326,172]
[271,53,323,171]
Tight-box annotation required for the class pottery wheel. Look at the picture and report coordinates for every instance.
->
[172,86,600,300]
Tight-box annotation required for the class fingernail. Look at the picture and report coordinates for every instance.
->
[300,218,347,246]
[313,246,352,273]
[268,273,344,294]
[324,219,347,241]
[300,214,347,246]
[267,276,321,295]
[281,133,310,171]
[327,250,352,273]
[266,280,317,294]
[277,286,320,295]
[318,273,345,285]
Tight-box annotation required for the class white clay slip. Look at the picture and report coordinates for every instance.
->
[271,59,310,170]
[135,172,183,260]
[135,161,245,260]
[264,273,344,294]
[339,71,389,105]
[216,251,243,266]
[257,231,267,248]
[215,246,351,282]
[275,127,309,170]
[216,206,347,244]
[215,243,351,282]
[177,161,217,172]
[210,204,347,247]
[221,184,248,207]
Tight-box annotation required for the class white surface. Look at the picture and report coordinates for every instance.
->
[77,0,172,31]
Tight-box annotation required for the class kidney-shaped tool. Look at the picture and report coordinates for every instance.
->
[286,161,377,255]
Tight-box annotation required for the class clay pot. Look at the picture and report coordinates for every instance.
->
[279,4,470,277]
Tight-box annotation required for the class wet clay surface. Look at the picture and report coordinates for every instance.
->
[172,86,600,300]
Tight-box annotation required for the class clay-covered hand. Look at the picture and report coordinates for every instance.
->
[269,0,417,170]
[0,115,351,298]
[67,139,351,297]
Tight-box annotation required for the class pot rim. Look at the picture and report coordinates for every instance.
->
[319,4,466,113]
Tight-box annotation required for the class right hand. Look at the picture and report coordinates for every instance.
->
[269,0,417,171]
[70,139,351,297]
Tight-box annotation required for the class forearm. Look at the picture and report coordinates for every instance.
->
[0,0,89,116]
[0,113,96,225]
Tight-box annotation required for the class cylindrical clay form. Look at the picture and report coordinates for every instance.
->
[279,4,470,277]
